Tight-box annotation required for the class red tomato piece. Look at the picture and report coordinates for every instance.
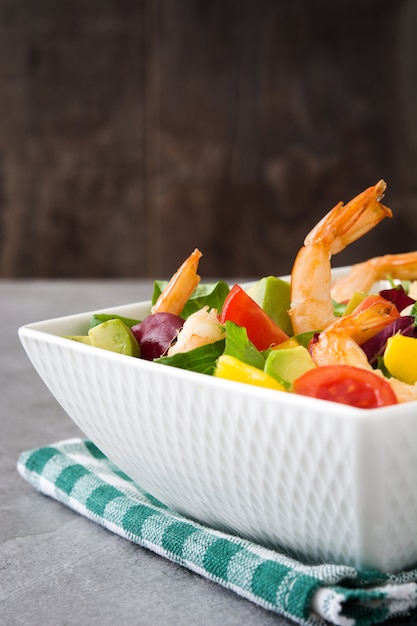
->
[293,364,398,408]
[220,284,289,351]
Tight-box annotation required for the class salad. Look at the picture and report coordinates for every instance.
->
[66,180,417,409]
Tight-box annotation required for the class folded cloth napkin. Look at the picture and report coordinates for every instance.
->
[17,439,417,626]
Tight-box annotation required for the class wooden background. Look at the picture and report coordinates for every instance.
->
[1,0,417,280]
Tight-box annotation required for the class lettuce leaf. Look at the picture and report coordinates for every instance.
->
[89,313,141,329]
[332,299,347,316]
[223,321,265,370]
[155,319,265,376]
[293,331,317,349]
[155,339,225,375]
[152,280,230,319]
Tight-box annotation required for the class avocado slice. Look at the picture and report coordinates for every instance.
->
[343,292,367,316]
[247,276,293,336]
[64,335,92,345]
[88,318,140,357]
[264,345,316,386]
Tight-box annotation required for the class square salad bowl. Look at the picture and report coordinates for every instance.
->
[18,270,417,574]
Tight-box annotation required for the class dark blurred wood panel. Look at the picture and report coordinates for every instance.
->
[0,0,417,279]
[0,0,147,278]
[153,0,417,278]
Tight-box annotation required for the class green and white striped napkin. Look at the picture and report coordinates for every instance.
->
[17,438,417,626]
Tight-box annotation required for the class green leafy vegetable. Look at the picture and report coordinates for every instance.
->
[223,321,265,370]
[332,299,347,316]
[410,302,417,321]
[152,281,230,319]
[293,331,317,349]
[375,355,392,377]
[155,340,225,375]
[386,275,411,293]
[89,313,141,330]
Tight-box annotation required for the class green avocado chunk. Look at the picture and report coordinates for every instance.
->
[64,335,92,345]
[247,276,293,336]
[264,345,316,386]
[88,318,140,357]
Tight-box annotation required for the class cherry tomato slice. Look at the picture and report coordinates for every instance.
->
[220,284,289,351]
[293,364,398,408]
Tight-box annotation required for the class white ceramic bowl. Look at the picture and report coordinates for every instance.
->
[18,270,417,573]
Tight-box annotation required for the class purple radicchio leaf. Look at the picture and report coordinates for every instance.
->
[361,315,417,366]
[131,313,184,360]
[379,285,415,312]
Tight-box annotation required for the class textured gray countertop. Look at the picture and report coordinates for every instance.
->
[1,280,295,626]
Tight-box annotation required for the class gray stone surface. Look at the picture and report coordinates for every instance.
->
[1,281,293,626]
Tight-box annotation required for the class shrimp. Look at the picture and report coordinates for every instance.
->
[387,377,417,403]
[289,180,392,335]
[330,251,417,304]
[309,295,400,369]
[151,248,202,316]
[167,306,226,356]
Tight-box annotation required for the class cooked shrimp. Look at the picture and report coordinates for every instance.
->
[167,306,226,356]
[331,251,417,304]
[387,377,417,403]
[151,248,202,316]
[289,180,392,334]
[310,295,400,369]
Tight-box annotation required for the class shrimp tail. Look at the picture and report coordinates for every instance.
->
[151,248,202,316]
[305,180,391,254]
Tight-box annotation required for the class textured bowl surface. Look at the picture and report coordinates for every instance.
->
[18,273,417,573]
